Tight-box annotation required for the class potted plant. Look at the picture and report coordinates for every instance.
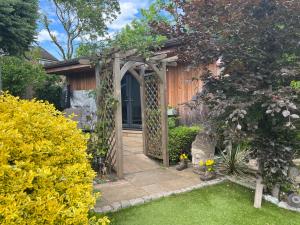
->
[176,153,189,171]
[198,159,216,181]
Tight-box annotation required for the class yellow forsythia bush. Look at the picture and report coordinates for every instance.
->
[0,93,97,224]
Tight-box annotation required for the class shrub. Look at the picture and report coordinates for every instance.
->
[168,126,201,164]
[168,117,179,129]
[34,75,63,110]
[0,56,46,97]
[219,143,251,175]
[0,93,97,224]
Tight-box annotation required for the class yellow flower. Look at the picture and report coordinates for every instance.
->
[199,160,204,166]
[180,154,188,160]
[206,159,215,166]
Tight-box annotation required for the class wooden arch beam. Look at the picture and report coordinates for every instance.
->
[147,62,163,82]
[120,61,143,80]
[128,68,142,84]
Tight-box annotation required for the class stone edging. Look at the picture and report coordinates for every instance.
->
[94,176,300,214]
[93,177,227,214]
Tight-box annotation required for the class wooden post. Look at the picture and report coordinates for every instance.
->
[254,175,264,208]
[140,67,147,155]
[254,161,264,208]
[113,53,124,178]
[160,62,169,167]
[95,61,101,106]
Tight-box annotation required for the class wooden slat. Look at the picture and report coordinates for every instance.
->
[46,64,91,74]
[160,62,169,167]
[166,64,211,107]
[140,67,147,155]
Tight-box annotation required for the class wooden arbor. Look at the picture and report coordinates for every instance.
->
[96,51,176,178]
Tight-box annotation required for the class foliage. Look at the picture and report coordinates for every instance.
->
[41,0,120,59]
[34,75,63,110]
[87,66,119,174]
[161,0,300,189]
[168,116,179,129]
[107,182,300,225]
[0,0,38,55]
[0,56,46,97]
[0,93,96,224]
[291,81,300,90]
[75,42,107,58]
[89,216,110,225]
[219,143,251,175]
[168,126,201,164]
[113,1,169,57]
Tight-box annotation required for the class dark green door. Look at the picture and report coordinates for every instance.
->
[121,73,142,129]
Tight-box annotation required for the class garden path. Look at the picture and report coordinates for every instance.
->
[94,130,202,210]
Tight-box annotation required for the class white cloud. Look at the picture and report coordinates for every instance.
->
[108,0,152,31]
[37,29,66,43]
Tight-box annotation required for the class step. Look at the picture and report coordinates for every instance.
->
[122,130,143,137]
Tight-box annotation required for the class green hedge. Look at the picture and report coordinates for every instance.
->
[168,126,201,164]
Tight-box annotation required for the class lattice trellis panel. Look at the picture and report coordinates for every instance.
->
[97,63,117,172]
[144,74,163,159]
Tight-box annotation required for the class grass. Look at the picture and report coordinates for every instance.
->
[103,182,300,225]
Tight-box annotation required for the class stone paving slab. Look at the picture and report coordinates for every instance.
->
[94,131,226,212]
[94,177,227,213]
[94,166,207,208]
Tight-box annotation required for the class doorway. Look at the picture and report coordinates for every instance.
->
[121,73,142,129]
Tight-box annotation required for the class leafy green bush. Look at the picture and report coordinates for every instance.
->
[1,56,64,110]
[0,56,46,97]
[168,117,179,129]
[35,75,63,110]
[168,126,201,164]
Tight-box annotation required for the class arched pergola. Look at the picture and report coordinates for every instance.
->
[95,51,177,178]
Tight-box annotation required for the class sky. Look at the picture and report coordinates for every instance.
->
[37,0,154,60]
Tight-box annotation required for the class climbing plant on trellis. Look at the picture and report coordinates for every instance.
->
[95,60,118,173]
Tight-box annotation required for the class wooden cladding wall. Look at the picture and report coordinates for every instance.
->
[166,63,219,107]
[67,63,219,108]
[67,70,96,91]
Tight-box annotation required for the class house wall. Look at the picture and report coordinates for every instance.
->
[167,63,219,107]
[166,63,219,125]
[65,63,220,126]
[67,70,96,91]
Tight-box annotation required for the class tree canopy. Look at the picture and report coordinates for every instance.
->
[0,0,38,55]
[41,0,120,60]
[156,0,300,189]
[113,1,170,57]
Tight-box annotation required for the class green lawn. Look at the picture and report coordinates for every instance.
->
[104,182,300,225]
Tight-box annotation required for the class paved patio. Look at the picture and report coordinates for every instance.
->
[94,130,203,210]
